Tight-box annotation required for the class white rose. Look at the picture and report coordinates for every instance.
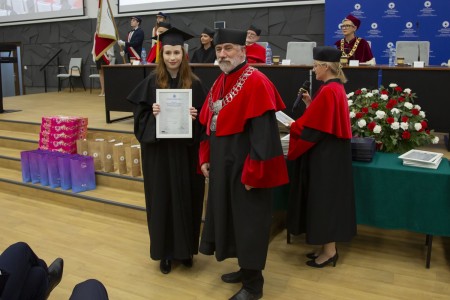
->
[375,110,386,119]
[391,108,400,114]
[404,88,411,94]
[357,119,367,128]
[365,92,373,98]
[419,111,426,118]
[347,92,354,98]
[349,111,356,118]
[414,105,421,110]
[414,123,422,131]
[348,100,353,106]
[390,122,400,130]
[373,125,382,133]
[372,89,379,94]
[400,122,409,130]
[380,94,389,101]
[389,83,398,88]
[404,102,413,109]
[361,88,367,93]
[432,136,439,144]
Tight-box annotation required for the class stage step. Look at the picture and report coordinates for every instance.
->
[0,119,146,222]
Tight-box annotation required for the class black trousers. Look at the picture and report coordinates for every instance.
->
[0,242,48,300]
[69,279,109,300]
[241,269,264,294]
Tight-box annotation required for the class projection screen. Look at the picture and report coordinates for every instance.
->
[118,0,309,13]
[0,0,85,24]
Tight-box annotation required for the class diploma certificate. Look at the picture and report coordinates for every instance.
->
[156,89,192,138]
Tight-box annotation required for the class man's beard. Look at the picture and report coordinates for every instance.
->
[218,55,242,73]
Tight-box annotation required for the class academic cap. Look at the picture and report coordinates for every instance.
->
[344,14,360,29]
[202,27,215,38]
[154,27,193,46]
[158,22,172,30]
[313,46,342,62]
[248,25,261,36]
[214,28,247,46]
[131,16,142,23]
[157,12,168,18]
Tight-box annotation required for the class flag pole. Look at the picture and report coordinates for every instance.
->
[105,0,126,64]
[156,35,160,63]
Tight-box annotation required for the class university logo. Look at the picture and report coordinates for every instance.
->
[388,2,395,9]
[387,42,394,48]
[443,21,449,28]
[354,3,361,10]
[405,22,413,29]
[371,23,378,29]
[424,1,431,8]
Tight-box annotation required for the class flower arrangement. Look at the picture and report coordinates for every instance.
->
[348,83,439,153]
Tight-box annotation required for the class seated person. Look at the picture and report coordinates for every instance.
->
[146,22,172,63]
[245,25,266,63]
[334,14,375,65]
[0,242,63,300]
[190,27,216,63]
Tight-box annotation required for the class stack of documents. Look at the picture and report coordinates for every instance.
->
[281,134,290,156]
[398,149,444,169]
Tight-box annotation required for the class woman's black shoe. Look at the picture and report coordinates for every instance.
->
[306,252,338,268]
[159,259,172,274]
[305,252,319,259]
[181,257,193,268]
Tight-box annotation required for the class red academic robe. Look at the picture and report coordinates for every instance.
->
[146,42,161,63]
[334,37,374,62]
[246,43,266,64]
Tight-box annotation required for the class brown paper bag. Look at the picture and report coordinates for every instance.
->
[88,136,105,171]
[113,141,127,174]
[102,137,116,172]
[76,139,89,156]
[130,145,141,177]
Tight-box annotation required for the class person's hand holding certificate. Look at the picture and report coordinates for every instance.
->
[155,89,193,138]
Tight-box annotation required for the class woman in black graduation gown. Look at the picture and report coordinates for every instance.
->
[190,27,216,63]
[127,27,208,274]
[287,46,356,268]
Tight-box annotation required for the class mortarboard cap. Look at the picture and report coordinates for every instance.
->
[214,28,247,46]
[157,22,172,30]
[248,25,261,36]
[154,27,193,46]
[202,27,215,38]
[157,12,168,18]
[131,16,142,24]
[313,46,342,62]
[344,14,360,29]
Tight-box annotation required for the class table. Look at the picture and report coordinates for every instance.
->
[104,64,450,133]
[285,152,450,268]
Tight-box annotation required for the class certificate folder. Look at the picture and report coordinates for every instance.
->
[351,137,375,162]
[398,149,443,169]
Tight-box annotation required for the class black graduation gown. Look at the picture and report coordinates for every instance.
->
[127,73,207,260]
[190,46,216,63]
[287,127,356,245]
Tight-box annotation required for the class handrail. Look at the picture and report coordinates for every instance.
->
[40,49,62,92]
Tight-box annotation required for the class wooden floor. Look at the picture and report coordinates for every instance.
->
[1,90,450,299]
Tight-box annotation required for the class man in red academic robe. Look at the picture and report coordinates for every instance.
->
[334,14,375,64]
[245,25,266,63]
[198,28,289,300]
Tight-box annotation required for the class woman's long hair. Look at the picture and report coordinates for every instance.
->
[154,46,199,89]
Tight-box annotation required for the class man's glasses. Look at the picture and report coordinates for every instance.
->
[246,32,257,37]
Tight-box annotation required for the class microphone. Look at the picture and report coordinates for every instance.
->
[416,21,421,61]
[292,80,311,112]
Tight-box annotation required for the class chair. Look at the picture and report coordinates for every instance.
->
[286,42,317,65]
[57,58,86,92]
[88,66,100,94]
[396,41,430,66]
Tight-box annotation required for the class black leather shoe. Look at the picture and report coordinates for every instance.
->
[229,288,263,300]
[45,258,64,299]
[305,252,319,259]
[221,270,242,283]
[160,259,172,274]
[181,257,193,268]
[306,252,339,268]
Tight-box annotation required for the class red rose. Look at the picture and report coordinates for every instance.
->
[362,107,369,113]
[371,102,379,109]
[386,99,397,109]
[395,86,402,92]
[420,121,428,129]
[398,96,405,102]
[426,129,430,134]
[401,116,409,122]
[402,131,411,140]
[367,121,376,131]
[381,90,388,95]
[355,112,364,119]
[355,89,362,95]
[386,117,395,124]
[411,108,420,115]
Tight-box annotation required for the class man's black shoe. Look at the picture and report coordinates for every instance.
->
[229,288,263,300]
[221,270,242,283]
[160,259,171,274]
[181,257,193,268]
[45,258,64,299]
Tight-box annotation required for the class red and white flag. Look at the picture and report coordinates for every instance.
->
[92,0,117,62]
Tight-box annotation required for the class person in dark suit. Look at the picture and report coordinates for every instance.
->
[119,16,145,63]
[0,242,63,300]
